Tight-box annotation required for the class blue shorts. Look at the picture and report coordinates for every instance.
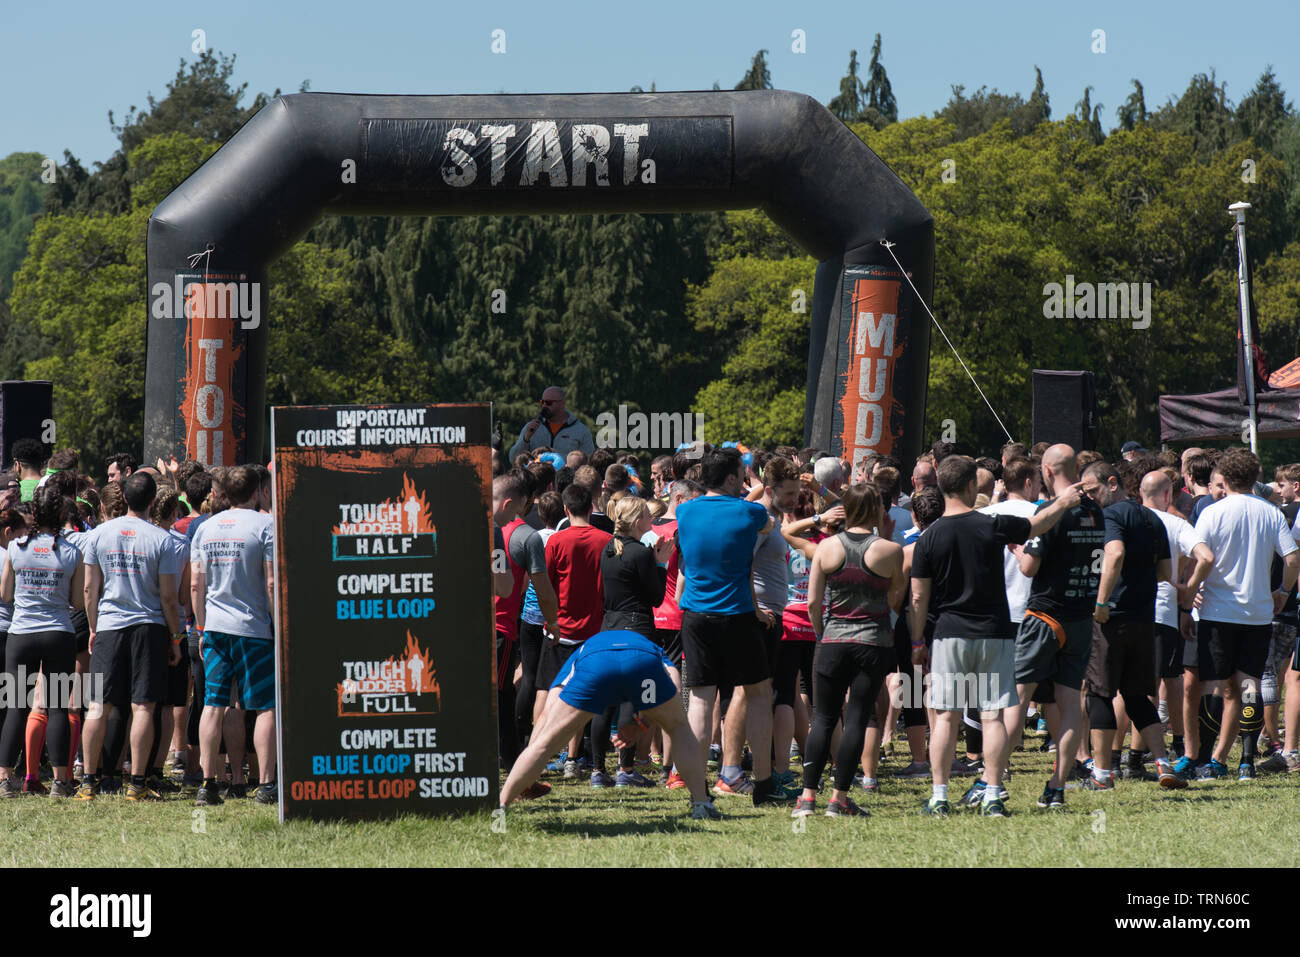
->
[552,647,678,715]
[202,631,276,711]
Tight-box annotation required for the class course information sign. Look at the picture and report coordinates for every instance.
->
[271,403,497,821]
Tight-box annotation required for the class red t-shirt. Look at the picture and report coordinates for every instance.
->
[545,523,611,642]
[652,519,682,632]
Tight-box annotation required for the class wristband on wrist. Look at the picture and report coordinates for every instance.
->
[1095,601,1108,608]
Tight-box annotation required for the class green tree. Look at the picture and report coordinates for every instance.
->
[861,34,897,129]
[1075,87,1105,144]
[937,67,1050,140]
[1235,67,1292,154]
[735,50,772,91]
[1149,71,1235,161]
[828,50,865,123]
[1116,80,1148,131]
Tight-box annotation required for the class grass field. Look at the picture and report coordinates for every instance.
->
[3,735,1299,867]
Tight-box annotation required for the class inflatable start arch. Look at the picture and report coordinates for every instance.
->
[144,90,934,466]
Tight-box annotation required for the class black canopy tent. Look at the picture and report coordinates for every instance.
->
[1158,386,1300,443]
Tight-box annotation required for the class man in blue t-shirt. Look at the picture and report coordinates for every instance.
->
[674,447,794,806]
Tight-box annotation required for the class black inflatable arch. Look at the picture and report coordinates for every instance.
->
[145,90,933,467]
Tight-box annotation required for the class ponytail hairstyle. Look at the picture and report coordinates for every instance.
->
[150,488,180,527]
[841,482,884,533]
[609,495,649,557]
[17,485,64,548]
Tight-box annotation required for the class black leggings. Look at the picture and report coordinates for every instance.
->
[187,635,204,747]
[0,630,76,769]
[774,641,814,709]
[515,620,545,744]
[802,642,892,792]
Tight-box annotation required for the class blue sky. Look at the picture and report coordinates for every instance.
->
[2,0,1296,165]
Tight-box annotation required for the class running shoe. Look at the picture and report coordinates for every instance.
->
[1036,780,1056,808]
[959,779,987,808]
[921,797,951,817]
[1157,764,1189,790]
[221,782,248,800]
[1258,752,1288,774]
[1172,756,1196,782]
[254,782,279,805]
[664,769,687,790]
[124,780,163,801]
[791,796,816,818]
[690,800,722,820]
[772,769,796,790]
[894,761,932,779]
[148,775,180,794]
[789,741,801,760]
[951,757,983,777]
[562,760,579,781]
[518,781,551,800]
[1036,717,1048,735]
[194,783,224,807]
[574,756,594,772]
[707,744,721,769]
[1195,760,1229,780]
[181,771,205,788]
[1286,752,1300,773]
[49,779,76,799]
[1237,762,1256,782]
[22,776,47,796]
[544,751,569,774]
[615,770,655,788]
[826,796,868,818]
[590,770,615,789]
[713,774,753,797]
[648,752,662,765]
[860,777,880,794]
[752,778,798,806]
[99,776,121,794]
[1120,763,1159,782]
[1082,774,1114,791]
[0,777,18,799]
[73,780,96,802]
[979,796,1010,817]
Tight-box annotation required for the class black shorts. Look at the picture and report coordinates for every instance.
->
[774,640,814,708]
[163,639,190,707]
[1155,623,1185,680]
[72,609,90,654]
[1198,619,1271,682]
[654,627,683,664]
[1085,617,1155,700]
[679,610,770,689]
[536,640,579,689]
[759,617,782,676]
[91,622,168,707]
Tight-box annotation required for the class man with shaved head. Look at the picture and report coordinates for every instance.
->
[1140,470,1214,780]
[509,386,596,461]
[1008,445,1107,809]
[912,459,937,495]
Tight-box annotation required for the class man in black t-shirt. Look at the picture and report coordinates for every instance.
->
[1008,444,1105,810]
[1085,461,1181,791]
[910,455,1080,817]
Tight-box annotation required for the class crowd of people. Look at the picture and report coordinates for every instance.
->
[0,440,275,805]
[493,393,1300,820]
[6,390,1299,825]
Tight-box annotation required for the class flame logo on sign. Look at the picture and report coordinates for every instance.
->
[336,630,442,714]
[331,473,437,536]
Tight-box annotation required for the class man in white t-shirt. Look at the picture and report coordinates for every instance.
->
[1139,470,1213,779]
[1186,450,1299,781]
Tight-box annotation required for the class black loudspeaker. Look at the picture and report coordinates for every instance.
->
[0,380,54,468]
[1032,370,1098,452]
